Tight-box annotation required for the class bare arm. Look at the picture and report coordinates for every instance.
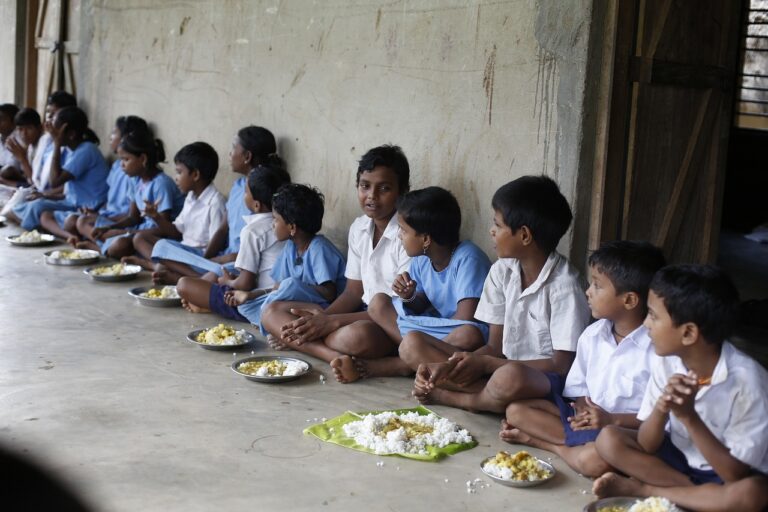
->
[452,298,480,321]
[203,219,228,259]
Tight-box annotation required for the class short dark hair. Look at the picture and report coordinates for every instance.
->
[272,183,324,235]
[119,130,166,170]
[237,125,276,162]
[14,108,41,127]
[357,145,410,193]
[0,103,20,120]
[491,175,572,253]
[247,164,291,210]
[588,240,666,307]
[47,91,77,109]
[115,115,149,137]
[174,142,219,182]
[650,264,739,345]
[398,187,461,246]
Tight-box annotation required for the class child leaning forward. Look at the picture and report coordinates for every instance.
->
[499,240,665,477]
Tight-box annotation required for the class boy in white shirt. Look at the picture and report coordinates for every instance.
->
[499,240,665,477]
[593,265,768,512]
[176,164,288,318]
[265,145,411,382]
[412,176,591,412]
[1,108,44,188]
[127,142,226,274]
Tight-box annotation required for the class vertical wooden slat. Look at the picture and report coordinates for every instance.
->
[23,0,40,107]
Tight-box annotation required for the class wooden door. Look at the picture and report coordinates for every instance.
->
[28,0,80,112]
[593,0,743,263]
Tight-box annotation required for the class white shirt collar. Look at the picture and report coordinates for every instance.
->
[356,212,400,241]
[243,212,273,225]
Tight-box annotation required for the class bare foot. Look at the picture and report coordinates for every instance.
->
[330,355,368,384]
[592,472,644,499]
[181,298,210,314]
[499,420,532,445]
[121,255,154,271]
[267,334,290,351]
[151,263,181,285]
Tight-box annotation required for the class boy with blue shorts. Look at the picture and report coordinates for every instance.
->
[593,265,768,512]
[413,175,591,412]
[499,240,665,477]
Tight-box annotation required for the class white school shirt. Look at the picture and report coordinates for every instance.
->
[235,212,285,289]
[344,213,411,305]
[474,252,590,360]
[173,183,227,248]
[637,342,768,473]
[563,319,653,413]
[32,133,54,190]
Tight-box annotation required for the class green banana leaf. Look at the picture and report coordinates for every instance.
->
[303,405,477,461]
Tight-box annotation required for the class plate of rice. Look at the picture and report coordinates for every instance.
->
[480,450,556,487]
[85,263,142,282]
[231,355,311,382]
[129,286,182,307]
[187,323,254,350]
[44,249,100,266]
[6,230,57,246]
[584,497,681,512]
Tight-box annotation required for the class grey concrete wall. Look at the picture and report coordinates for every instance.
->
[77,0,594,258]
[0,1,17,102]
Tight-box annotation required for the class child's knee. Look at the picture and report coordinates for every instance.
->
[176,277,193,297]
[487,363,527,402]
[367,293,392,318]
[575,445,611,478]
[504,402,527,423]
[726,477,768,511]
[398,332,426,363]
[594,425,624,461]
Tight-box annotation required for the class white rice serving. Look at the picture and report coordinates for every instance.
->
[342,411,473,455]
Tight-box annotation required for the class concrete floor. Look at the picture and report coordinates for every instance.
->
[0,224,596,512]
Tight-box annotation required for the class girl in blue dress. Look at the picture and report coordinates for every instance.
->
[71,115,148,249]
[89,130,184,259]
[8,107,108,234]
[346,186,492,381]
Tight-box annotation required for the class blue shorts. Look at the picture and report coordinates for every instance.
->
[544,372,601,447]
[209,284,248,322]
[655,434,723,485]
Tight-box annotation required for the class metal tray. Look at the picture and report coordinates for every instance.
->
[85,263,142,282]
[231,355,312,383]
[186,328,256,351]
[128,286,182,307]
[44,249,100,266]
[6,233,58,247]
[583,497,639,512]
[480,454,556,488]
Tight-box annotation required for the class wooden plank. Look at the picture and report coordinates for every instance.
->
[629,57,730,89]
[655,89,714,249]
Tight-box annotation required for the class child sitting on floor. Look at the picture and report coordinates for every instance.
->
[149,126,286,283]
[127,142,226,274]
[69,115,147,248]
[7,107,108,236]
[362,186,492,378]
[499,240,665,477]
[1,108,44,189]
[412,175,591,412]
[212,183,346,333]
[87,130,184,258]
[258,145,411,382]
[592,265,768,511]
[176,164,290,316]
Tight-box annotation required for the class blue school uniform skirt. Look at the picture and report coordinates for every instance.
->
[393,298,489,341]
[151,239,237,276]
[13,198,76,230]
[235,277,330,335]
